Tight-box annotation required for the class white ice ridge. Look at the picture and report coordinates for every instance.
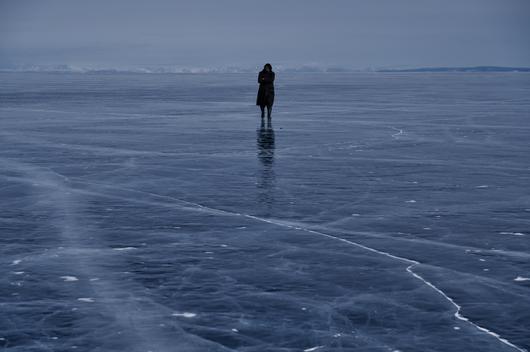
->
[390,127,405,139]
[242,214,527,352]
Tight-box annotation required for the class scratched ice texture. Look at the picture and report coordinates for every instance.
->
[0,72,529,352]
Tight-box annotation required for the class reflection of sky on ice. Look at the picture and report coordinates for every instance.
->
[0,72,529,351]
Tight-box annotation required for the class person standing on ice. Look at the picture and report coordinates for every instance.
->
[256,63,275,120]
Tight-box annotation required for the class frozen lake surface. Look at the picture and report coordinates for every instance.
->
[1,72,529,352]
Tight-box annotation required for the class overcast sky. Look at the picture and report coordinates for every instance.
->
[1,0,529,69]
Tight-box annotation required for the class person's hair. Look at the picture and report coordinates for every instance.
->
[264,63,272,71]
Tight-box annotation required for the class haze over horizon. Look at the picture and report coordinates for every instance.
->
[1,0,529,70]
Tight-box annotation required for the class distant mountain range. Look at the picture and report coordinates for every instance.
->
[1,64,529,74]
[376,66,530,73]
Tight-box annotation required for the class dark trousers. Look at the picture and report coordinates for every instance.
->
[260,105,272,118]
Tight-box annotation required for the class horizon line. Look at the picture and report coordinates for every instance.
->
[1,64,530,74]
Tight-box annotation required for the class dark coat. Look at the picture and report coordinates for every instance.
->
[256,70,275,107]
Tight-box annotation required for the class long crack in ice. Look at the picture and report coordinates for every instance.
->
[242,214,526,352]
[4,163,524,352]
[63,179,527,352]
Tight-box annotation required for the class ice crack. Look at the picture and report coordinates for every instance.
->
[390,127,405,139]
[242,214,526,352]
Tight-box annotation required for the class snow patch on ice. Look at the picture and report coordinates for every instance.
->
[60,276,79,282]
[304,346,324,352]
[112,247,137,251]
[77,298,94,303]
[514,276,529,282]
[499,232,525,236]
[171,312,196,318]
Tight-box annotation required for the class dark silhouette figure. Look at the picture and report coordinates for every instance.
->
[256,63,275,120]
[256,120,275,214]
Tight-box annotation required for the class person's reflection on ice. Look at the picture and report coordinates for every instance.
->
[256,119,275,215]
